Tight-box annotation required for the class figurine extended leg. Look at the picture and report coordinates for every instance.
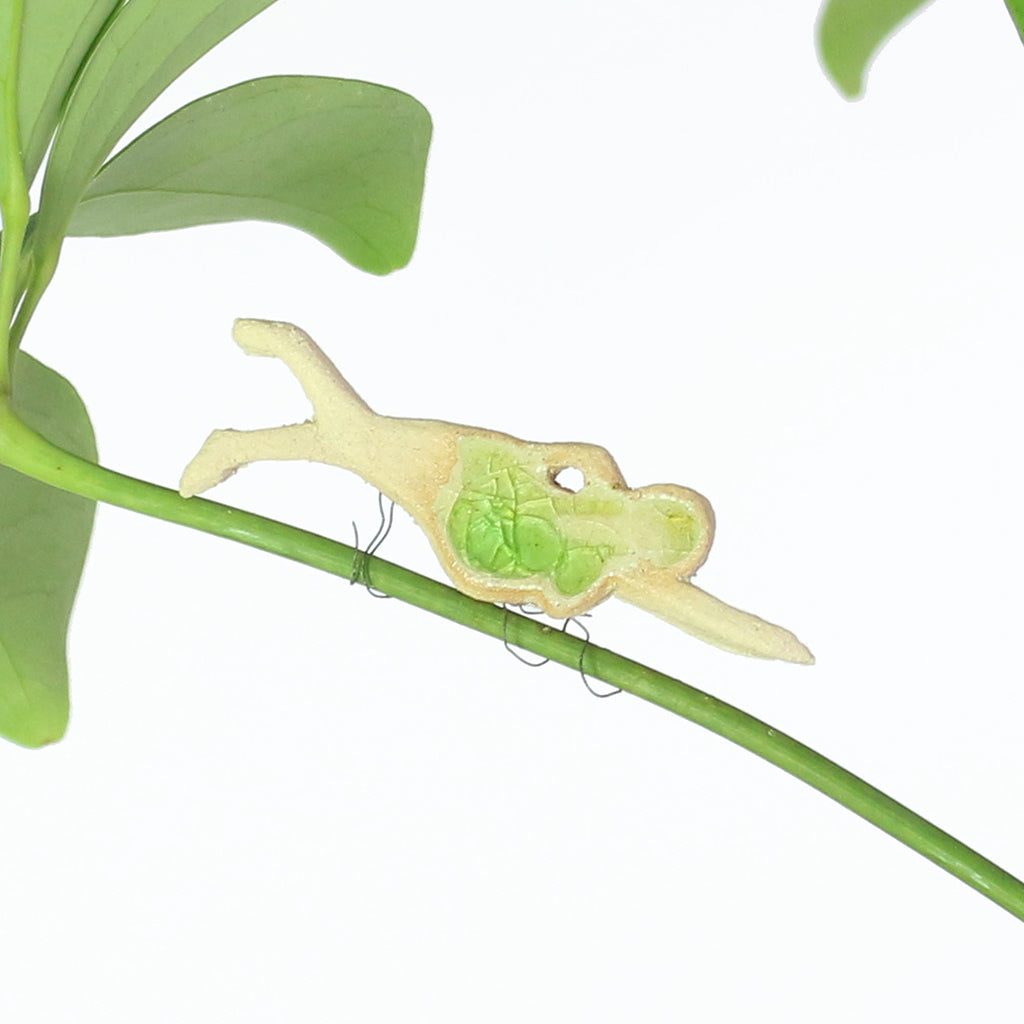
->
[180,422,318,497]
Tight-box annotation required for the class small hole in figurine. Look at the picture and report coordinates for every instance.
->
[553,467,585,493]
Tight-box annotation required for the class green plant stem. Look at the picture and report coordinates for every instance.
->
[9,246,57,358]
[1,403,1022,922]
[0,0,29,392]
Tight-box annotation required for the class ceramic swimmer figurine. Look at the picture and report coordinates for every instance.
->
[180,320,813,665]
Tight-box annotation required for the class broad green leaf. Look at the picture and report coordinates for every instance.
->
[1005,1,1024,47]
[35,0,278,250]
[18,0,123,185]
[816,0,936,99]
[0,354,95,747]
[68,76,432,275]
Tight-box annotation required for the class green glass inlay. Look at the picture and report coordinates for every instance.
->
[445,439,704,597]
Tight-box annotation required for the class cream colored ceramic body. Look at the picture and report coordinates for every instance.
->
[180,320,812,665]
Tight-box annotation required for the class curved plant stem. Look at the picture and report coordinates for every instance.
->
[1,402,1023,922]
[0,0,29,392]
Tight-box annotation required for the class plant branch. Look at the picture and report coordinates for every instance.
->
[0,0,29,392]
[1,402,1022,922]
[8,245,57,357]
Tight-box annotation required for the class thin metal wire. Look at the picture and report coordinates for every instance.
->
[501,603,550,666]
[350,492,395,599]
[561,614,620,697]
[500,603,617,696]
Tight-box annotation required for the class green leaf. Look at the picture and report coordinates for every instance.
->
[1005,1,1024,46]
[816,0,936,99]
[18,0,123,185]
[68,76,432,275]
[35,0,279,251]
[0,354,95,747]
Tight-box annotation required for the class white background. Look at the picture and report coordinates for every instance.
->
[3,0,1024,1020]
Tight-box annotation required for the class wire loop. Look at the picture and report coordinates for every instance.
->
[501,603,550,666]
[350,492,395,599]
[561,615,619,697]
